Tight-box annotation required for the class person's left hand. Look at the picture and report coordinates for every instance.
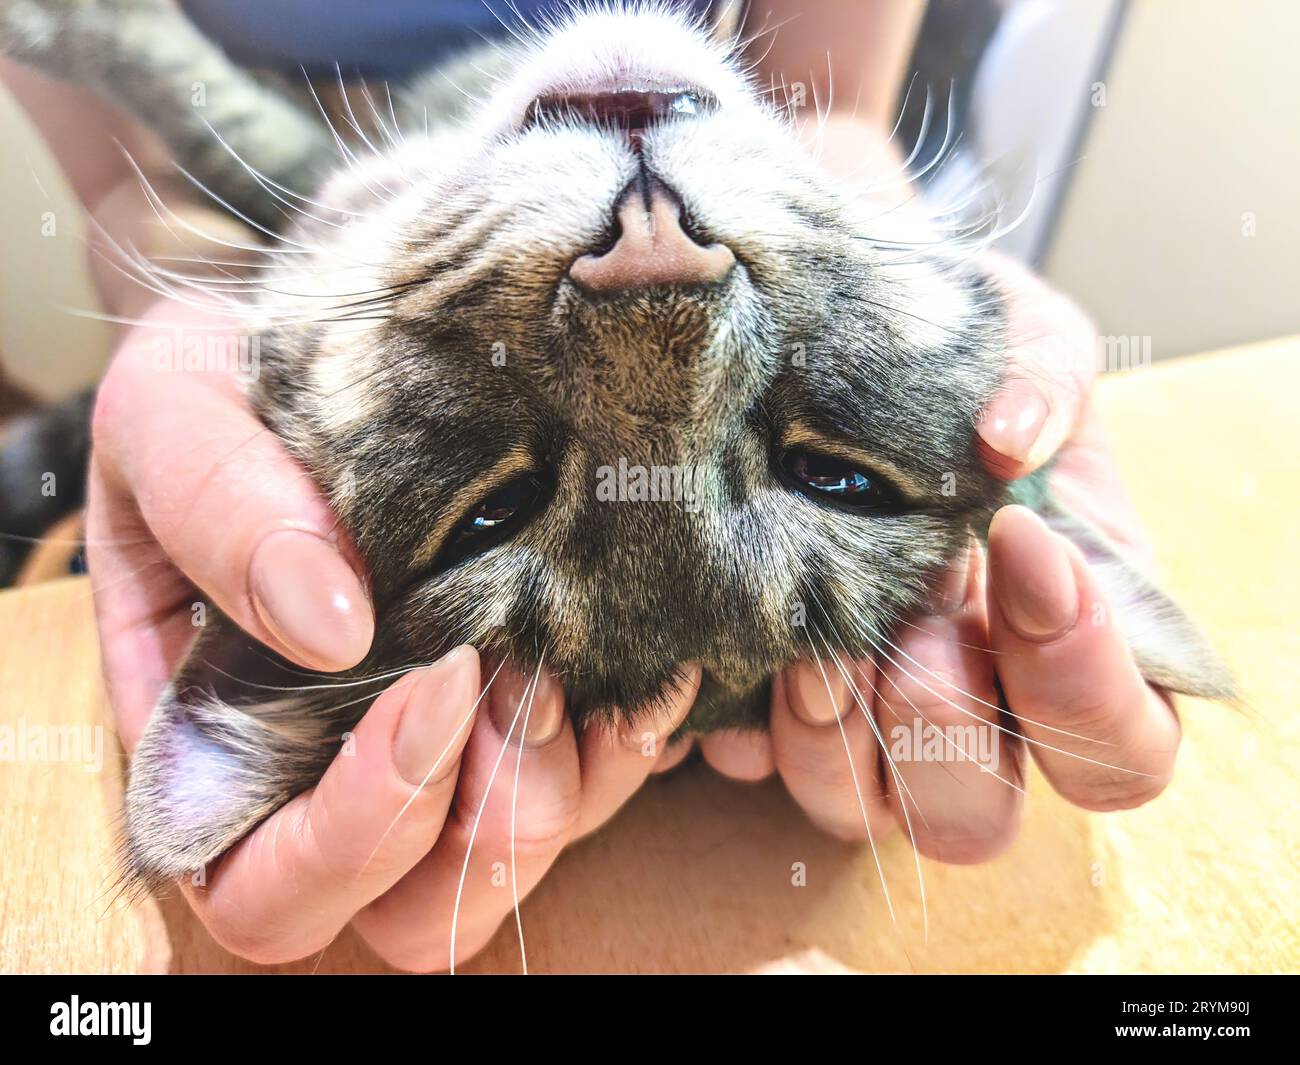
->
[683,246,1183,864]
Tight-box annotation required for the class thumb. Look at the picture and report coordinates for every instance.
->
[93,304,373,671]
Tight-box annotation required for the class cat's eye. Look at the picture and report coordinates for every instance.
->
[453,473,548,554]
[778,449,897,511]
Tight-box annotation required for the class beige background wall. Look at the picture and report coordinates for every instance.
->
[0,78,112,401]
[1043,0,1300,360]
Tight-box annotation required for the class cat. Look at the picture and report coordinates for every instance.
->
[0,1,1233,889]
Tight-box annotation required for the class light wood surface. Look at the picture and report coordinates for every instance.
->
[1,337,1296,974]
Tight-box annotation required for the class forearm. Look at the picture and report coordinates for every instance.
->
[744,0,925,129]
[743,1,926,185]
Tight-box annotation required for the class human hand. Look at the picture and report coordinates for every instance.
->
[89,298,700,970]
[716,254,1182,862]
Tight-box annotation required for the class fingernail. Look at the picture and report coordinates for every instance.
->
[489,661,565,747]
[250,530,374,670]
[990,506,1079,641]
[392,646,479,786]
[930,536,976,615]
[618,664,701,750]
[977,382,1050,467]
[785,659,849,726]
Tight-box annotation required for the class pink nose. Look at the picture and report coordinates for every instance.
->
[570,182,735,291]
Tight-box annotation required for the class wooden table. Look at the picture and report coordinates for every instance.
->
[2,337,1297,974]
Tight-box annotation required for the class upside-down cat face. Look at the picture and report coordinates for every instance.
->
[249,7,1005,732]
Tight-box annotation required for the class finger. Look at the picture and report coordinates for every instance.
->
[875,543,1025,864]
[771,658,892,842]
[699,727,775,782]
[575,665,700,837]
[91,305,373,673]
[975,254,1097,479]
[85,459,198,750]
[987,505,1181,810]
[353,662,581,972]
[182,647,482,964]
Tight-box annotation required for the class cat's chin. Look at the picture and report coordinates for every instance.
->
[681,672,774,733]
[561,668,775,735]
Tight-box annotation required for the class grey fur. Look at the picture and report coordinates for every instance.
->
[1,2,1234,888]
[0,0,336,227]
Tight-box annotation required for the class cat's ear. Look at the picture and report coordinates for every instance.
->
[1009,484,1237,702]
[123,689,275,888]
[121,614,344,888]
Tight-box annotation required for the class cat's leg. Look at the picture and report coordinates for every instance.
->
[0,0,335,226]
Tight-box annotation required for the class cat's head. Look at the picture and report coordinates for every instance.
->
[246,7,1006,730]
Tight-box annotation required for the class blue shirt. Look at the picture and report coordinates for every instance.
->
[182,1,715,78]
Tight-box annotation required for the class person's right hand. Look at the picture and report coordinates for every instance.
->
[88,298,700,971]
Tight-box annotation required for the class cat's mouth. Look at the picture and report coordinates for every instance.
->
[521,88,717,150]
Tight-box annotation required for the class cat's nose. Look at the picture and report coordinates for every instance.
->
[570,181,734,291]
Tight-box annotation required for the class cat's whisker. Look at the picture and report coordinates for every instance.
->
[116,143,328,261]
[97,241,245,317]
[867,624,1111,746]
[815,627,931,832]
[508,652,544,975]
[147,255,286,270]
[449,657,541,975]
[483,0,544,52]
[802,595,949,825]
[829,607,1038,743]
[86,556,171,597]
[169,157,336,253]
[867,647,1029,798]
[207,122,381,220]
[878,152,1059,271]
[900,83,936,177]
[91,216,409,322]
[810,60,833,154]
[893,615,1007,655]
[358,79,405,157]
[825,643,932,942]
[201,660,419,695]
[804,632,897,925]
[383,82,409,147]
[196,115,365,228]
[728,10,796,77]
[333,64,396,178]
[302,73,401,206]
[84,209,244,313]
[858,626,1152,777]
[856,81,960,193]
[808,72,923,191]
[813,625,930,940]
[241,644,466,686]
[435,67,489,109]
